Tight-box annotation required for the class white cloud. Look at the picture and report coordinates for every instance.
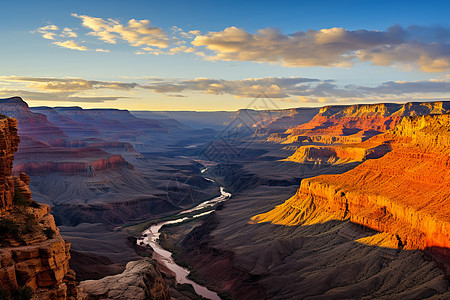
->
[37,24,59,40]
[34,17,450,72]
[1,76,138,92]
[1,75,450,105]
[71,13,169,48]
[53,40,88,51]
[62,27,77,38]
[192,25,450,72]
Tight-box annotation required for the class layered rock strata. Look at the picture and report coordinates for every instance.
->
[253,114,450,268]
[276,101,450,145]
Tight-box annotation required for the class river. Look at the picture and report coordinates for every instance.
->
[137,182,231,300]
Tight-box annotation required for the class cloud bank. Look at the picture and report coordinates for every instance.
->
[1,75,449,104]
[192,25,450,72]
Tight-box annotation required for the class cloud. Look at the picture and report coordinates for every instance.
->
[142,76,450,104]
[71,13,169,48]
[37,24,59,40]
[0,76,143,103]
[52,40,88,51]
[2,75,450,105]
[192,25,450,72]
[143,77,320,98]
[52,40,109,52]
[35,24,109,52]
[62,27,77,38]
[0,89,125,103]
[36,16,449,72]
[2,76,139,92]
[350,79,450,95]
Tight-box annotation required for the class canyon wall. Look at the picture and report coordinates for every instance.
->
[270,101,450,146]
[0,115,79,299]
[253,113,450,268]
[14,154,131,176]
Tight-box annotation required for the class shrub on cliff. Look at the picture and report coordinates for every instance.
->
[0,289,10,300]
[21,215,38,235]
[0,287,33,300]
[0,218,19,238]
[43,227,55,239]
[10,287,33,300]
[13,190,28,206]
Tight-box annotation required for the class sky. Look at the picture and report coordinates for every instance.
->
[0,0,449,111]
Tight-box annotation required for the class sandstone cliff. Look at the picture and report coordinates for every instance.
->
[0,115,79,299]
[253,113,450,270]
[277,101,450,146]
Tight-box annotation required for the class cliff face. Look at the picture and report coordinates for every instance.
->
[253,108,320,134]
[0,117,20,211]
[14,154,131,176]
[0,205,79,299]
[279,101,450,167]
[284,142,391,165]
[253,113,450,268]
[0,97,66,143]
[279,101,450,145]
[0,98,133,177]
[0,115,79,299]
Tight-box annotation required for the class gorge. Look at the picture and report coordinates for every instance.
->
[0,97,448,299]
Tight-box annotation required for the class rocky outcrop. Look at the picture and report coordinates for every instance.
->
[0,205,79,299]
[78,259,170,300]
[284,142,391,165]
[253,113,450,269]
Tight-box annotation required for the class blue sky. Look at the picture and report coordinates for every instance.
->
[0,0,449,110]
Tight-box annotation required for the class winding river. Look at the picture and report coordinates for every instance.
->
[137,178,231,300]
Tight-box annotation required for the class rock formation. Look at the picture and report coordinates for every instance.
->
[0,114,79,299]
[0,117,20,211]
[269,101,450,146]
[0,97,66,144]
[78,259,170,300]
[253,113,450,270]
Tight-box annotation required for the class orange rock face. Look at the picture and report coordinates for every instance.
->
[280,101,450,145]
[0,205,79,299]
[253,113,450,268]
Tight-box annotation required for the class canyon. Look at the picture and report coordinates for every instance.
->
[0,115,78,299]
[158,101,450,299]
[253,113,450,268]
[0,97,449,299]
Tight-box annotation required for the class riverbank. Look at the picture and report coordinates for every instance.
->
[136,187,231,300]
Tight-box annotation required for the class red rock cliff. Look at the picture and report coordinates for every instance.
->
[253,113,450,268]
[281,101,450,145]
